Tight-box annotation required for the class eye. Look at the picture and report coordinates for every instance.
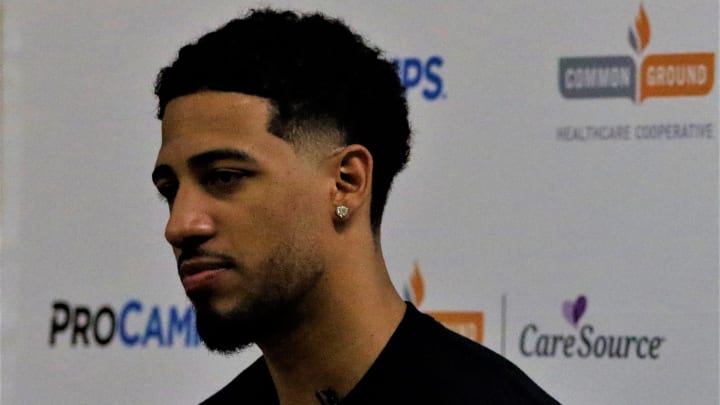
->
[203,169,249,193]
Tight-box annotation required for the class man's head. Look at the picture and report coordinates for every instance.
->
[152,9,411,353]
[155,8,411,233]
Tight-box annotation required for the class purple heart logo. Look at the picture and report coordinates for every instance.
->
[562,295,587,328]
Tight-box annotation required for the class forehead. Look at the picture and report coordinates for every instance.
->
[161,91,271,145]
[156,92,291,165]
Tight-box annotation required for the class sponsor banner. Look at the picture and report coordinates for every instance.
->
[392,55,446,101]
[403,263,484,343]
[1,1,717,404]
[558,4,715,104]
[504,292,717,403]
[517,295,665,360]
[48,300,200,349]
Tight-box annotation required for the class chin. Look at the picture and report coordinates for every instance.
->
[194,302,256,354]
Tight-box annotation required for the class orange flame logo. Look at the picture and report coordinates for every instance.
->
[402,261,484,343]
[407,261,425,307]
[629,4,651,54]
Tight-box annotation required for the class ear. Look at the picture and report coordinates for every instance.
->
[332,144,373,221]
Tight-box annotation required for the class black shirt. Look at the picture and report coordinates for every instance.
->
[202,303,560,404]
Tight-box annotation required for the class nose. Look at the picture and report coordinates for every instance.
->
[164,186,216,248]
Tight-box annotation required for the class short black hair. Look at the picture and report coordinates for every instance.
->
[154,8,411,233]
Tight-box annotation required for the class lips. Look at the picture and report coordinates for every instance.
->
[178,257,235,293]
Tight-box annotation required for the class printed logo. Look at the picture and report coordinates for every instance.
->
[559,4,715,103]
[403,262,484,343]
[49,299,201,348]
[393,56,446,101]
[518,295,665,359]
[562,295,587,328]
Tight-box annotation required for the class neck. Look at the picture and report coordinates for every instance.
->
[257,243,406,405]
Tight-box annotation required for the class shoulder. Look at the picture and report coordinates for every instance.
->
[200,357,278,405]
[348,304,560,404]
[426,325,559,403]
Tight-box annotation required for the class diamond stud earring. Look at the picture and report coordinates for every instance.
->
[335,205,349,219]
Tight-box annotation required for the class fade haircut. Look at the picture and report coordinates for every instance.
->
[154,8,411,233]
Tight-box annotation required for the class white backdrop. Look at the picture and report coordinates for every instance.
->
[1,1,717,404]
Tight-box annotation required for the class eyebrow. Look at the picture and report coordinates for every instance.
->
[187,148,257,169]
[152,148,258,185]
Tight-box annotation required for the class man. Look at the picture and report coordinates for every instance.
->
[152,8,559,405]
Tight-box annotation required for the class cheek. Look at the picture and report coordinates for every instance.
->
[267,183,327,235]
[273,194,316,230]
[220,177,329,251]
[221,196,302,244]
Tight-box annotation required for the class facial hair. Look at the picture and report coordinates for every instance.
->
[191,240,325,354]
